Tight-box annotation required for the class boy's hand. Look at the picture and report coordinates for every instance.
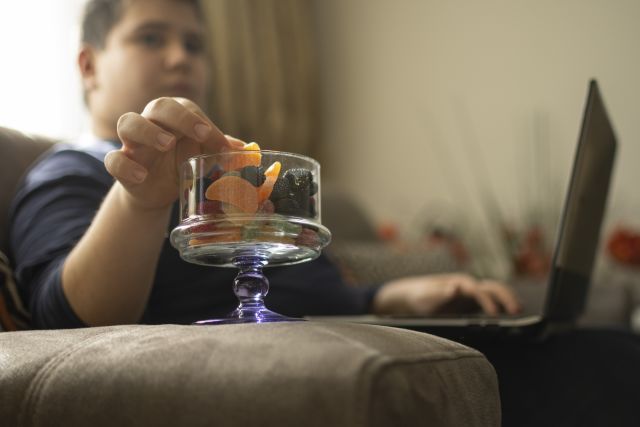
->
[373,273,522,317]
[104,97,244,211]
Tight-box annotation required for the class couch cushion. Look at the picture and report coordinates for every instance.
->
[327,241,460,286]
[0,127,55,255]
[0,322,500,427]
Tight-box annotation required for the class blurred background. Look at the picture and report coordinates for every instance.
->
[1,0,639,279]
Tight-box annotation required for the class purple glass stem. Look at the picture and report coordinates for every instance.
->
[232,254,270,312]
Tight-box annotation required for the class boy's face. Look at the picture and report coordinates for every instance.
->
[83,0,209,135]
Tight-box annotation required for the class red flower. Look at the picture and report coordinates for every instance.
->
[607,226,640,267]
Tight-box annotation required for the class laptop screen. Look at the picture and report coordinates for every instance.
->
[544,80,617,322]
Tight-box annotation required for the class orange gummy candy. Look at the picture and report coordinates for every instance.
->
[220,142,262,171]
[189,227,243,246]
[205,175,259,213]
[257,161,282,202]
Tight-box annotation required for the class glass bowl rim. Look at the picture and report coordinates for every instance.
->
[185,150,320,167]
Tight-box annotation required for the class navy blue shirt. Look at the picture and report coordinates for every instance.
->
[9,138,377,329]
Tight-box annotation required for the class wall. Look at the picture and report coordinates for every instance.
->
[312,0,640,274]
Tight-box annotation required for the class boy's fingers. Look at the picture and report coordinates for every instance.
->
[481,280,523,314]
[143,97,228,152]
[454,276,499,316]
[117,112,176,152]
[104,150,148,184]
[174,98,238,152]
[470,288,500,316]
[224,134,248,149]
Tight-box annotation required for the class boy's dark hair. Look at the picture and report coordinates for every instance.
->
[81,0,126,49]
[81,0,204,49]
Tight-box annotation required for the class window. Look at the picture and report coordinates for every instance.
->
[0,1,88,140]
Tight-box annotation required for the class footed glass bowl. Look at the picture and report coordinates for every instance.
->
[170,150,331,324]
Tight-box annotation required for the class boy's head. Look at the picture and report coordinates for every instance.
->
[78,0,209,139]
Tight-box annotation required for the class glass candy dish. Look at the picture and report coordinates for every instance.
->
[170,149,331,324]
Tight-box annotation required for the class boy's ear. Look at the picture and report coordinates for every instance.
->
[78,44,98,91]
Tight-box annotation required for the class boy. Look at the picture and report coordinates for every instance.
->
[10,0,520,328]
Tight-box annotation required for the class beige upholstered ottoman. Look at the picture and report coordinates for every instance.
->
[0,321,500,426]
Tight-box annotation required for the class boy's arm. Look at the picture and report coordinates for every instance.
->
[62,97,242,326]
[61,184,171,326]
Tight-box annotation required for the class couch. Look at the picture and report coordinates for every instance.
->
[0,127,501,426]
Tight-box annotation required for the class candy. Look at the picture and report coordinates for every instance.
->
[205,175,259,213]
[257,161,282,202]
[190,149,320,249]
[219,142,262,171]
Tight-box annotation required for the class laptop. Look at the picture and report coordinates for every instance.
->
[312,80,617,341]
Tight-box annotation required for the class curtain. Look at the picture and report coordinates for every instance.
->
[202,0,320,157]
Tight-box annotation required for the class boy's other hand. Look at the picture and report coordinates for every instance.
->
[372,273,522,317]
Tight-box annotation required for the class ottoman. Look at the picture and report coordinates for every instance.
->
[0,321,500,426]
